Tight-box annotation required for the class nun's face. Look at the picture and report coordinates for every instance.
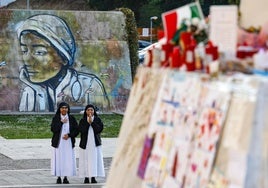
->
[20,33,64,83]
[60,106,68,115]
[86,107,94,117]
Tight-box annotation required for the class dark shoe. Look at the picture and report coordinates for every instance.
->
[63,177,69,184]
[56,177,62,184]
[91,177,97,183]
[84,177,90,184]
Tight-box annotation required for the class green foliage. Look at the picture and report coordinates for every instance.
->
[86,0,241,27]
[138,2,162,28]
[118,8,139,81]
[159,0,195,13]
[0,114,123,139]
[86,0,147,35]
[229,0,240,4]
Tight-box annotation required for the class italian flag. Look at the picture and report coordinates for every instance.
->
[162,2,204,42]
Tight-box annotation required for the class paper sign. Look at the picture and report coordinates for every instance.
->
[209,5,238,57]
[142,28,149,37]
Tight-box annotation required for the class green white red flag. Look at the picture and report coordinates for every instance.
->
[162,2,204,42]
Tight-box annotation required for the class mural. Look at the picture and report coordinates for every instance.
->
[0,10,132,113]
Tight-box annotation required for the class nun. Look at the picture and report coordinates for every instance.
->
[50,102,78,184]
[78,104,105,184]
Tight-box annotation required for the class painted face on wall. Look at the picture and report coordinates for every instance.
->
[20,32,64,83]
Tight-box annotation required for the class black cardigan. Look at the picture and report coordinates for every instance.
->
[50,114,78,148]
[78,116,103,149]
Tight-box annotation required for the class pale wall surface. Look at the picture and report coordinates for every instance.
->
[240,0,268,28]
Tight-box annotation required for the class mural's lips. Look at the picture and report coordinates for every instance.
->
[25,66,39,73]
[27,70,38,75]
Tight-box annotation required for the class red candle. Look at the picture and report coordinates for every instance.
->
[185,39,196,71]
[185,46,195,71]
[161,43,174,66]
[170,46,182,68]
[180,32,192,51]
[205,41,219,73]
[205,41,218,60]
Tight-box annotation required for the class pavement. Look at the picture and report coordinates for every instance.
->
[0,137,118,188]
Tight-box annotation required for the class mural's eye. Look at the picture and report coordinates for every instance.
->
[22,50,28,55]
[34,49,48,56]
[21,46,28,55]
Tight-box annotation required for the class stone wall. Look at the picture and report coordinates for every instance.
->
[0,9,132,113]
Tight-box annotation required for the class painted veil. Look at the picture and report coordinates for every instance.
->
[16,14,109,112]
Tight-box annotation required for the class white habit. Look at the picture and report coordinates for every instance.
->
[51,115,76,176]
[79,121,105,178]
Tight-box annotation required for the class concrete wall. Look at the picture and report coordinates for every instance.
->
[0,9,132,113]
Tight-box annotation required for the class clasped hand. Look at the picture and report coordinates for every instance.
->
[87,115,92,124]
[63,134,69,140]
[61,117,68,123]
